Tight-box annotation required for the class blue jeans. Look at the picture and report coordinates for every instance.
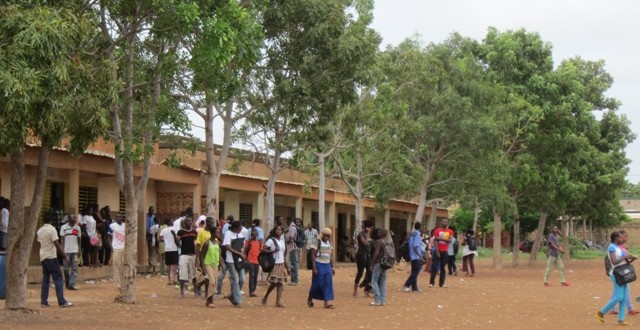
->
[227,262,245,305]
[41,258,67,306]
[404,259,422,291]
[63,253,78,288]
[289,249,299,283]
[601,275,629,321]
[371,263,387,304]
[216,262,227,294]
[248,263,259,294]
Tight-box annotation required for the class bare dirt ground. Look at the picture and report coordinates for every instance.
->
[0,258,633,329]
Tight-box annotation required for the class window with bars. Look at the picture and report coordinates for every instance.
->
[239,203,253,227]
[119,191,126,216]
[79,186,97,212]
[310,212,320,231]
[350,215,356,244]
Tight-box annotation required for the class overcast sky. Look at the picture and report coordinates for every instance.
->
[370,0,640,182]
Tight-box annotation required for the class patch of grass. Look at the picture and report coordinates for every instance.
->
[571,249,606,260]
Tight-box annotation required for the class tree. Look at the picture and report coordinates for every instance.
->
[0,2,112,310]
[97,0,196,303]
[175,0,265,221]
[241,0,379,230]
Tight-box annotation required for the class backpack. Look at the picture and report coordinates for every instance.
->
[258,238,277,273]
[399,241,410,261]
[468,236,477,251]
[294,226,306,249]
[380,242,396,270]
[453,238,459,255]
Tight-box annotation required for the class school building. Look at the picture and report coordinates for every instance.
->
[0,139,448,266]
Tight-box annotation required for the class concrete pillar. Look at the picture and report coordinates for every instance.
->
[226,191,240,218]
[384,208,390,230]
[193,183,202,216]
[255,192,265,220]
[327,201,336,228]
[68,168,79,214]
[407,212,413,232]
[295,197,303,218]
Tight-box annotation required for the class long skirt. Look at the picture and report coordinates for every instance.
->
[309,262,334,302]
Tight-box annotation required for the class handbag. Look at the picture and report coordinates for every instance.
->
[230,233,246,271]
[613,262,637,285]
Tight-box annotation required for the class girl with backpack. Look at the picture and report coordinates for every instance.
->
[261,225,290,308]
[370,229,393,306]
[244,228,262,297]
[307,228,335,309]
[461,229,478,277]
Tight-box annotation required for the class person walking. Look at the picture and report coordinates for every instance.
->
[160,218,178,285]
[307,227,335,309]
[286,217,300,286]
[262,225,290,308]
[461,229,478,277]
[59,215,81,290]
[609,230,639,315]
[354,220,374,297]
[38,213,73,308]
[176,217,198,299]
[596,231,636,326]
[430,219,454,288]
[107,215,126,289]
[223,220,247,307]
[371,229,392,306]
[404,222,425,292]
[244,228,262,297]
[543,225,570,287]
[200,230,221,308]
[447,228,458,276]
[304,221,319,270]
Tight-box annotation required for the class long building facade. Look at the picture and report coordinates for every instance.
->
[0,140,448,265]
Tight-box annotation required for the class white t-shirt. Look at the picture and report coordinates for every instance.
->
[150,224,159,246]
[222,230,247,263]
[59,223,81,253]
[0,208,9,233]
[265,236,286,264]
[83,215,97,237]
[37,224,59,261]
[172,217,184,233]
[109,222,126,250]
[161,227,178,252]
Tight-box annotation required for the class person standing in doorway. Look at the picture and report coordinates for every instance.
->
[429,219,454,288]
[59,215,81,290]
[305,221,319,270]
[108,215,126,289]
[146,206,155,267]
[286,217,300,286]
[403,222,425,292]
[543,225,570,287]
[38,213,73,308]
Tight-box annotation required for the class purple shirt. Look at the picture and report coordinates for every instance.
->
[547,233,558,257]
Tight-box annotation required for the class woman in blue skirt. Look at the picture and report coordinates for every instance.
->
[307,227,335,309]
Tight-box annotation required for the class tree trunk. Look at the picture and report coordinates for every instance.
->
[529,211,548,265]
[492,208,502,269]
[115,176,139,304]
[265,171,276,231]
[318,154,326,230]
[5,147,50,310]
[414,182,427,224]
[427,202,438,231]
[204,102,219,220]
[472,201,480,236]
[561,216,570,261]
[512,212,520,267]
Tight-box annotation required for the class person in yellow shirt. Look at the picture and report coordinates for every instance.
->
[200,230,221,308]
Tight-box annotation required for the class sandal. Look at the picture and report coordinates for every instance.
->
[307,298,314,308]
[324,304,334,309]
[206,303,215,308]
[275,303,286,308]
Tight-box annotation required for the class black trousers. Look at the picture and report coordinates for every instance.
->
[429,251,449,287]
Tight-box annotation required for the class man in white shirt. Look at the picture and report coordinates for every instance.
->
[304,221,318,270]
[37,213,72,307]
[223,221,246,307]
[60,215,81,290]
[160,218,178,285]
[0,198,10,250]
[108,215,126,289]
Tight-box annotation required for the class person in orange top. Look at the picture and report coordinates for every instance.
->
[429,218,454,288]
[244,228,262,297]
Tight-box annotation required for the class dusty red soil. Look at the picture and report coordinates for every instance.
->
[0,258,633,329]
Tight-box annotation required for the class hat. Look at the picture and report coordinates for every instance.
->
[321,228,332,236]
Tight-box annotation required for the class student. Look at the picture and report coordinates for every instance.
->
[371,229,392,306]
[38,213,73,307]
[461,229,478,277]
[160,218,178,285]
[244,228,262,297]
[149,216,160,274]
[447,227,458,276]
[430,219,454,288]
[404,222,425,292]
[200,230,221,308]
[354,220,374,297]
[176,217,198,298]
[157,218,169,275]
[262,225,290,308]
[307,228,335,309]
[543,226,569,287]
[223,220,246,307]
[107,215,125,289]
[59,215,81,290]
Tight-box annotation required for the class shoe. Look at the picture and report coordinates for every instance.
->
[60,302,74,308]
[561,282,571,287]
[544,283,551,287]
[618,320,632,326]
[370,301,382,306]
[596,311,605,324]
[67,286,78,291]
[403,287,411,292]
[250,293,258,297]
[288,282,298,286]
[41,303,50,308]
[629,310,639,315]
[428,284,434,288]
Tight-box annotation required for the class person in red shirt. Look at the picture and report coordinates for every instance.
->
[429,218,454,288]
[244,228,262,297]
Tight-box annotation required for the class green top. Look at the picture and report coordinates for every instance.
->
[204,240,221,266]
